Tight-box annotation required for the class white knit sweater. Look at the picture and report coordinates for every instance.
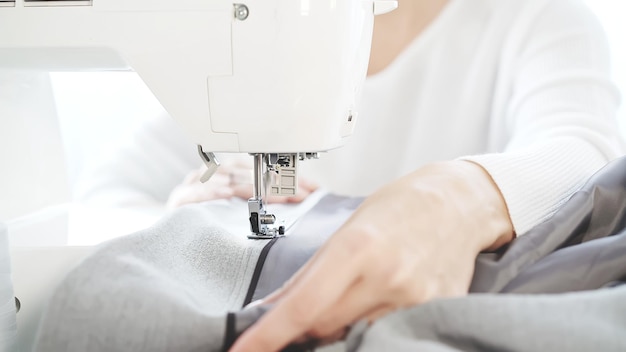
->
[77,0,624,236]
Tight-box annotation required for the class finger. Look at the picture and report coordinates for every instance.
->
[191,162,244,183]
[178,185,233,206]
[286,190,311,203]
[229,240,363,352]
[263,192,299,203]
[198,185,234,201]
[307,280,387,338]
[184,167,205,184]
[213,166,252,185]
[298,177,319,192]
[214,162,252,180]
[290,326,349,350]
[229,168,254,185]
[261,240,333,304]
[229,184,268,202]
[307,305,394,347]
[271,183,316,203]
[207,173,231,186]
[312,326,350,346]
[167,188,232,208]
[186,171,230,187]
[265,194,292,204]
[230,184,252,198]
[365,306,395,324]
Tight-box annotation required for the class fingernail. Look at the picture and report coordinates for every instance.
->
[243,299,264,310]
[216,188,234,198]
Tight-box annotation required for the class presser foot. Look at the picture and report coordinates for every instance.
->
[247,198,285,239]
[247,152,318,239]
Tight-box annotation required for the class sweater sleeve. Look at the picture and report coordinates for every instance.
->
[74,112,200,209]
[463,0,624,236]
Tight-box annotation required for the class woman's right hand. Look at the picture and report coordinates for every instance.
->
[166,161,318,209]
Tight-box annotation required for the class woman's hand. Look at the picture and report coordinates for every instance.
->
[229,161,514,352]
[166,161,318,208]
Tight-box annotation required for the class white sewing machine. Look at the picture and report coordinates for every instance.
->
[0,0,396,238]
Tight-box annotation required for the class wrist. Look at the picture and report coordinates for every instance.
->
[402,161,514,252]
[448,160,515,251]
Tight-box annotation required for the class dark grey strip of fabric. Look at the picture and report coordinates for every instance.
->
[249,195,363,303]
[502,229,626,293]
[222,313,237,352]
[471,156,626,293]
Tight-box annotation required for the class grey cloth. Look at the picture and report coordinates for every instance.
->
[34,206,267,352]
[224,286,626,352]
[35,157,626,352]
[345,288,626,352]
[472,156,626,294]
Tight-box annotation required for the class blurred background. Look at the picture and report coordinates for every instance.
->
[1,0,625,245]
[588,1,626,133]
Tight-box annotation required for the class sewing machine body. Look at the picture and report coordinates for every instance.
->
[0,0,396,236]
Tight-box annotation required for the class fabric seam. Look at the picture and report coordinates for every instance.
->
[242,237,279,307]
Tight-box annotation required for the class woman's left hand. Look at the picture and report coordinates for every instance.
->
[229,161,514,352]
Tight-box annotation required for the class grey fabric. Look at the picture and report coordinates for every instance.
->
[345,288,626,352]
[502,232,626,293]
[471,157,626,293]
[35,157,626,352]
[34,205,267,352]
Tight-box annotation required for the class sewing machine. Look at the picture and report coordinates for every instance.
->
[0,0,397,238]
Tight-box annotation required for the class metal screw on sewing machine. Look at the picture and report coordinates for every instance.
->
[259,214,276,225]
[234,4,249,21]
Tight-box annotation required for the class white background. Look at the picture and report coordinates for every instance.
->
[587,1,626,134]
